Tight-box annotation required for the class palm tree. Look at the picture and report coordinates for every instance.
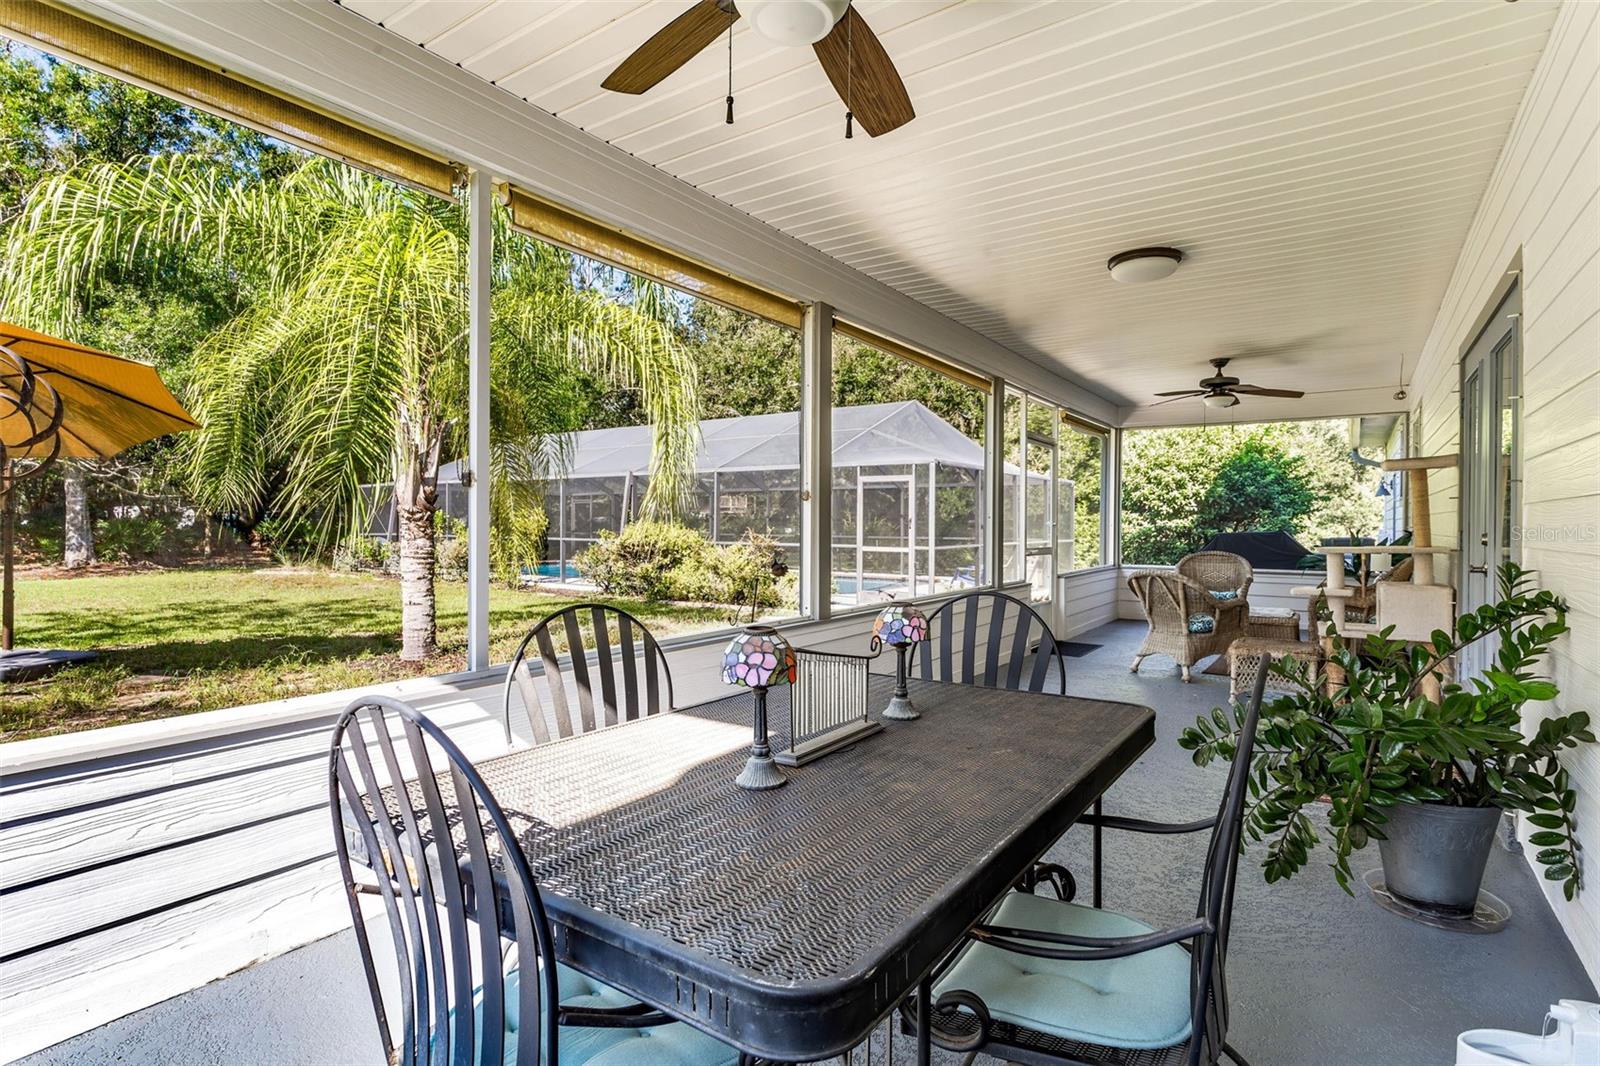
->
[2,155,700,660]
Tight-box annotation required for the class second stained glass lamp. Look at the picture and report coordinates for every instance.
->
[871,603,927,720]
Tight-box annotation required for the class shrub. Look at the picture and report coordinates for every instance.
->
[252,513,321,564]
[333,536,390,573]
[435,514,469,581]
[578,522,715,601]
[94,515,168,562]
[708,532,791,623]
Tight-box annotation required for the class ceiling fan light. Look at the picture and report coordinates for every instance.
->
[741,0,851,46]
[1203,392,1239,410]
[1107,246,1184,283]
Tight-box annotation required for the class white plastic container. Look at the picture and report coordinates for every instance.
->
[1456,1001,1600,1065]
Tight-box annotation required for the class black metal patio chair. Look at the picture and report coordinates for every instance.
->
[911,662,1269,1066]
[328,694,738,1066]
[911,590,1089,901]
[914,589,1066,695]
[502,603,675,746]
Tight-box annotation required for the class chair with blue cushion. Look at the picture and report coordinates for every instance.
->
[912,662,1269,1066]
[1127,571,1243,682]
[913,590,1094,903]
[328,694,738,1066]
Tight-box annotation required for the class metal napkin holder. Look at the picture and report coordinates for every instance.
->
[775,646,883,767]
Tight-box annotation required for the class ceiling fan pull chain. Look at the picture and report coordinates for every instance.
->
[844,12,853,139]
[725,23,734,125]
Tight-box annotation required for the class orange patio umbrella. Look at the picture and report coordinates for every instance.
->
[0,321,199,651]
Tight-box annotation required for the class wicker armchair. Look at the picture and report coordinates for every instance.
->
[1127,571,1245,682]
[1177,550,1253,631]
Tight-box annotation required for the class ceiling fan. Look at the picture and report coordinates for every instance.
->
[1152,358,1307,409]
[602,0,915,137]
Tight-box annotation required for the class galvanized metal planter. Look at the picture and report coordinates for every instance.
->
[1376,801,1503,915]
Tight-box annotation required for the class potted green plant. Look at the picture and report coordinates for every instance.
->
[1180,562,1592,912]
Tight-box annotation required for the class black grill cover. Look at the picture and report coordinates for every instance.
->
[1198,530,1318,571]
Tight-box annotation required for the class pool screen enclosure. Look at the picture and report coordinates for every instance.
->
[366,401,1042,606]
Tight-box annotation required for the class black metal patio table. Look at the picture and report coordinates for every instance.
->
[464,673,1154,1063]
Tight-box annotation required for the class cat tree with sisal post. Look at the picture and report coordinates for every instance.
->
[1293,453,1459,699]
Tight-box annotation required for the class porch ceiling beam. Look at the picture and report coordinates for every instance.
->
[71,0,1118,425]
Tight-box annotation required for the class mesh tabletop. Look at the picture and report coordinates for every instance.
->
[439,675,1153,1059]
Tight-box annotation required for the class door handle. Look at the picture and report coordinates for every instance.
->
[1469,565,1489,575]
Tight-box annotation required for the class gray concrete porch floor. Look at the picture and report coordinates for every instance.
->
[23,620,1594,1066]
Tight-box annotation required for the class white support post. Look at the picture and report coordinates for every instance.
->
[927,459,937,597]
[1113,428,1126,569]
[802,303,832,620]
[986,375,1005,587]
[466,168,492,673]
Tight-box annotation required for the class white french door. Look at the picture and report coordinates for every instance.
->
[1459,283,1520,681]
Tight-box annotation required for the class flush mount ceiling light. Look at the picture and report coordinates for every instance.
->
[741,0,851,45]
[1107,247,1184,283]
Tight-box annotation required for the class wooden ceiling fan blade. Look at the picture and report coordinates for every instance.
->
[813,8,915,137]
[1150,394,1201,406]
[602,0,739,95]
[1233,385,1305,398]
[1153,389,1206,397]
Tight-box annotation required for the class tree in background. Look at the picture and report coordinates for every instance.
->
[1059,427,1104,569]
[3,155,699,660]
[1121,420,1378,565]
[2,42,298,564]
[1196,438,1314,537]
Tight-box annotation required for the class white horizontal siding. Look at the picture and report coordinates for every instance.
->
[1058,567,1120,639]
[0,680,508,1063]
[1407,0,1600,988]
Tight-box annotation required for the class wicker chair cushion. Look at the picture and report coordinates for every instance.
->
[1211,589,1240,601]
[1187,614,1216,634]
[935,892,1192,1050]
[447,965,740,1066]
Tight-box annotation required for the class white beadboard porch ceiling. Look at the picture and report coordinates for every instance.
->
[338,0,1558,419]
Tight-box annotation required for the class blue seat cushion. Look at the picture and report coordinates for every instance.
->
[1210,589,1240,601]
[1187,614,1216,633]
[934,892,1193,1051]
[442,963,739,1066]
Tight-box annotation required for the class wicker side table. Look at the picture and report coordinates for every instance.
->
[1246,607,1301,642]
[1229,636,1322,700]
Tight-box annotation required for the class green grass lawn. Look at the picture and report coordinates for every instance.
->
[2,566,728,741]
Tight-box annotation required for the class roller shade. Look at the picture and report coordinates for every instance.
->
[1060,412,1109,437]
[506,186,805,329]
[832,320,992,394]
[0,0,458,199]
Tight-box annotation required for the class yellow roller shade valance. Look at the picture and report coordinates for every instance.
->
[1060,412,1110,437]
[832,320,992,394]
[506,187,805,330]
[0,0,458,199]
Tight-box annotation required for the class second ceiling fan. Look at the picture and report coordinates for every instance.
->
[602,0,915,137]
[1153,358,1306,409]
